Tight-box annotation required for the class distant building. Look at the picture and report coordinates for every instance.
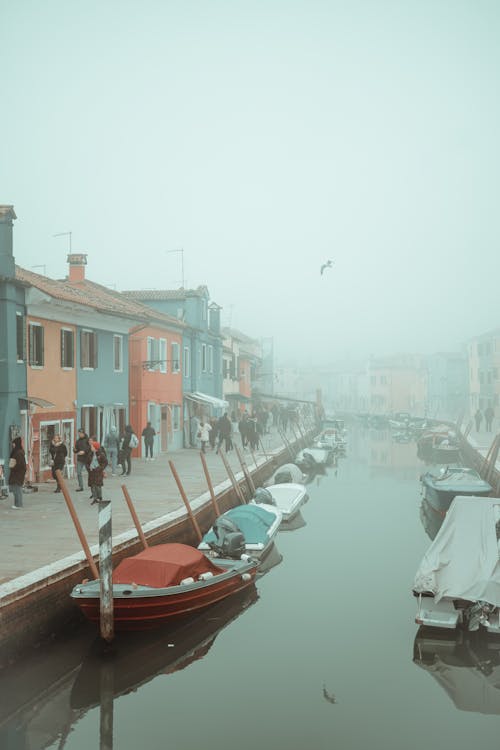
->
[221,327,262,414]
[467,329,500,416]
[367,354,427,415]
[426,352,468,421]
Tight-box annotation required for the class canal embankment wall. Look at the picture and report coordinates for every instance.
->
[0,431,311,665]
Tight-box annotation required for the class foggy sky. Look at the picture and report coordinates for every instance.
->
[2,1,499,365]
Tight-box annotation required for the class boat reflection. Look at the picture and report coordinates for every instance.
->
[71,585,259,710]
[256,542,283,577]
[419,498,445,541]
[279,510,307,532]
[413,628,500,714]
[0,587,259,750]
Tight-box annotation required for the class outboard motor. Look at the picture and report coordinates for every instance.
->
[300,451,316,471]
[209,516,246,559]
[253,487,275,505]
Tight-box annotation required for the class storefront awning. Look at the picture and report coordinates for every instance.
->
[225,393,251,402]
[19,396,55,409]
[185,392,228,410]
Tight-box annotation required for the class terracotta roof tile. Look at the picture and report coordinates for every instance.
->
[123,285,209,301]
[15,267,186,331]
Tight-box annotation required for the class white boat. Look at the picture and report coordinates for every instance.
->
[296,447,333,469]
[252,483,308,523]
[266,463,305,485]
[413,496,500,632]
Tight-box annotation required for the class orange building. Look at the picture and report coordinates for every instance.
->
[129,320,186,454]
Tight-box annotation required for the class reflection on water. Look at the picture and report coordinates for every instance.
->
[413,628,500,714]
[70,586,259,711]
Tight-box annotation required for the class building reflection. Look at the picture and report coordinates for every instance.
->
[413,628,500,714]
[355,428,422,478]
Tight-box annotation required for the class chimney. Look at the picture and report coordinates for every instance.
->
[0,205,16,278]
[67,253,87,282]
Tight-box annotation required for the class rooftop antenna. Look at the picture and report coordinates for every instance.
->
[53,231,72,253]
[166,248,185,287]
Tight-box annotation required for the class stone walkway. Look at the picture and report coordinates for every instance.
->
[0,427,300,584]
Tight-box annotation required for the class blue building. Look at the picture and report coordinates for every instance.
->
[0,206,27,486]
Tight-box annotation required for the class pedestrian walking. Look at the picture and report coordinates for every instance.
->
[120,425,138,476]
[475,409,483,432]
[142,421,156,460]
[485,405,495,432]
[73,428,90,492]
[215,413,233,453]
[86,437,108,505]
[238,412,249,448]
[8,436,26,509]
[208,417,218,451]
[198,419,212,453]
[103,425,120,475]
[49,434,68,492]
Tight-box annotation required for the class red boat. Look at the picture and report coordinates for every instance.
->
[70,543,258,631]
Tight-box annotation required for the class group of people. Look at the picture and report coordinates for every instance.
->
[474,406,495,432]
[194,411,264,454]
[7,422,148,509]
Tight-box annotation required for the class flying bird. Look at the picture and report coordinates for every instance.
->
[320,259,334,275]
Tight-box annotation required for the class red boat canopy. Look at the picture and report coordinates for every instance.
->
[113,544,225,588]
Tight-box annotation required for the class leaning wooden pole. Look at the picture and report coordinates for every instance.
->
[121,485,148,549]
[200,451,220,517]
[98,500,114,643]
[234,444,256,496]
[56,469,99,579]
[259,437,269,462]
[168,460,202,542]
[278,427,295,460]
[219,449,246,504]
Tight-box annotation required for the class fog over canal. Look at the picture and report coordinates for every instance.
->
[2,424,500,750]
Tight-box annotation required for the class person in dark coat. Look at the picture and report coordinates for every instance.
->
[86,437,108,504]
[485,406,495,432]
[119,425,134,476]
[475,409,483,432]
[142,421,156,460]
[9,436,26,509]
[49,434,68,492]
[215,413,233,453]
[73,428,90,491]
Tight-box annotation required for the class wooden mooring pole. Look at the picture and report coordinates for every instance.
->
[55,469,99,579]
[98,500,114,643]
[234,444,256,496]
[168,460,202,542]
[121,485,148,549]
[219,449,246,504]
[200,451,220,517]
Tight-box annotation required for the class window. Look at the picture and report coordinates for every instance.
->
[171,342,180,373]
[147,336,158,370]
[113,335,123,372]
[380,375,387,385]
[223,358,230,379]
[29,322,44,366]
[16,312,25,362]
[183,346,191,378]
[201,299,207,322]
[494,368,499,380]
[208,345,213,374]
[81,330,98,369]
[172,405,180,430]
[370,376,376,386]
[479,371,484,384]
[202,343,207,372]
[159,338,167,373]
[61,328,74,368]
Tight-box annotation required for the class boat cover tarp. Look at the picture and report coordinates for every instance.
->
[113,543,224,587]
[414,496,500,605]
[272,463,303,484]
[423,469,491,494]
[203,505,277,546]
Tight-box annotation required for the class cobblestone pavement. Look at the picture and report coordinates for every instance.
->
[0,428,300,584]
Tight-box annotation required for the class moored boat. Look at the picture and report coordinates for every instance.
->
[421,467,492,513]
[266,462,305,485]
[198,504,282,559]
[252,482,308,522]
[413,497,500,632]
[70,543,258,631]
[296,447,333,469]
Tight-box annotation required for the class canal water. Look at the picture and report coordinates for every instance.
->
[2,425,500,750]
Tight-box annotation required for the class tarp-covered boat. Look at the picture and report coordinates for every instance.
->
[421,467,491,513]
[413,497,500,632]
[71,543,258,630]
[267,462,305,485]
[198,504,282,558]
